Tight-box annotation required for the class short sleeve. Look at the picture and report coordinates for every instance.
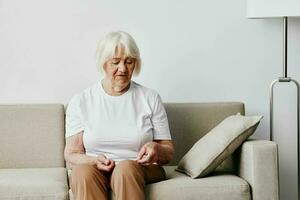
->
[65,95,84,138]
[151,94,172,140]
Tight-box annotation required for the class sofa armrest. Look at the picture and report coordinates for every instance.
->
[238,139,279,200]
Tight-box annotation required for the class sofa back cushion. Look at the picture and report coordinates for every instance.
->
[0,104,65,168]
[0,103,244,171]
[164,102,245,173]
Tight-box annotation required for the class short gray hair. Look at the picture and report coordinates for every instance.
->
[95,31,141,76]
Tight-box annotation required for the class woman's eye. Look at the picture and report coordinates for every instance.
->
[125,59,133,64]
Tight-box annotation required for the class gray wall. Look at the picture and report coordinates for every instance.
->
[1,0,299,199]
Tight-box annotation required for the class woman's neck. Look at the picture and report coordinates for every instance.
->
[101,79,130,96]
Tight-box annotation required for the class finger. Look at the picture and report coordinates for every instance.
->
[104,159,110,165]
[146,153,156,165]
[97,163,111,172]
[97,163,106,171]
[147,154,158,165]
[140,162,151,166]
[97,163,107,170]
[139,149,157,164]
[137,154,150,164]
[137,146,147,160]
[98,155,110,165]
[100,160,115,172]
[138,157,151,166]
[97,154,106,161]
[108,161,115,171]
[107,160,114,168]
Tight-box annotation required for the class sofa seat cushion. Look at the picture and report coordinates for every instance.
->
[145,166,251,200]
[68,166,250,200]
[0,167,69,200]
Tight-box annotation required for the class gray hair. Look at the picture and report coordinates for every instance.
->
[95,31,141,76]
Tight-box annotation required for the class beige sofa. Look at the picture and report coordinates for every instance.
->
[0,102,279,200]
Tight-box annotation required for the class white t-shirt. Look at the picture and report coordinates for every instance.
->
[65,80,171,162]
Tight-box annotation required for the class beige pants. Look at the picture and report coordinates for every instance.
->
[71,160,166,200]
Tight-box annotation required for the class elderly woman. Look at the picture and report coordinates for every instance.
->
[64,31,174,200]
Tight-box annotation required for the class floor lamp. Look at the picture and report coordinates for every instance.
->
[246,0,300,199]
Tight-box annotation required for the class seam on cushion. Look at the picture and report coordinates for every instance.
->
[200,122,260,177]
[236,142,255,197]
[168,179,251,186]
[162,174,251,189]
[251,143,259,200]
[251,143,255,186]
[158,184,251,193]
[242,143,255,186]
[1,192,68,198]
[164,182,250,188]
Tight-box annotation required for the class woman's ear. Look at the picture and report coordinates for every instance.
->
[102,62,108,73]
[133,59,140,76]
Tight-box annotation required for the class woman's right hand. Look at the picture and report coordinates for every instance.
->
[94,154,115,172]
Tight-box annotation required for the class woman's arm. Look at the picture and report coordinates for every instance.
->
[155,140,174,165]
[64,131,96,168]
[64,131,115,171]
[136,139,174,166]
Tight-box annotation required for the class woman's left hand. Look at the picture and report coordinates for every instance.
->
[136,142,159,166]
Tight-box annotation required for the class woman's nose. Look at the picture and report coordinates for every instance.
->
[117,61,127,72]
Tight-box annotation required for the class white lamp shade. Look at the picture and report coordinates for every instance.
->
[247,0,300,18]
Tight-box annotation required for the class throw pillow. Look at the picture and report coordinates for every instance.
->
[175,113,263,178]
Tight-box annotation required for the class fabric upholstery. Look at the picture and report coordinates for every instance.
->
[145,166,251,200]
[238,140,279,200]
[164,102,245,174]
[176,114,262,178]
[0,167,69,200]
[0,104,65,168]
[69,166,251,200]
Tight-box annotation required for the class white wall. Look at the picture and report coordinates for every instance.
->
[1,0,299,199]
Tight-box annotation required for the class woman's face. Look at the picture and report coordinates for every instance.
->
[103,44,135,88]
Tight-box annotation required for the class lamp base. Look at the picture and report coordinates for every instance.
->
[270,77,300,200]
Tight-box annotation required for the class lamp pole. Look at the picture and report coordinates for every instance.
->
[270,16,300,200]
